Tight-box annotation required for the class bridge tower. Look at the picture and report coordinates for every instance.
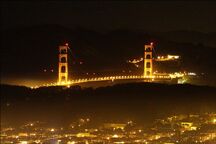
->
[58,44,69,84]
[144,43,153,77]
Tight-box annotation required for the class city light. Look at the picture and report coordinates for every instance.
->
[167,54,180,59]
[188,72,196,76]
[213,118,216,124]
[112,134,119,138]
[1,113,216,143]
[155,54,180,61]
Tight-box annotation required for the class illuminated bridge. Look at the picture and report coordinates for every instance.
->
[39,74,183,88]
[34,43,184,88]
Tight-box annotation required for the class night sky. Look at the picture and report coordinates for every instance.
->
[2,1,216,32]
[1,1,216,86]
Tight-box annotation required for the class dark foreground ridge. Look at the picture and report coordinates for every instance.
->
[1,82,216,126]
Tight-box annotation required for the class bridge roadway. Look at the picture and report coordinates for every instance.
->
[33,74,183,88]
[50,74,183,87]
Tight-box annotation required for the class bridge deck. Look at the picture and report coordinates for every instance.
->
[32,74,183,88]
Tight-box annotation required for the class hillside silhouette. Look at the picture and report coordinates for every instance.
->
[1,83,216,126]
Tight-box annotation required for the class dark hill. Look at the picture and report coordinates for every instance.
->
[1,83,216,126]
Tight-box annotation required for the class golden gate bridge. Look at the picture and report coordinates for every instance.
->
[32,42,184,88]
